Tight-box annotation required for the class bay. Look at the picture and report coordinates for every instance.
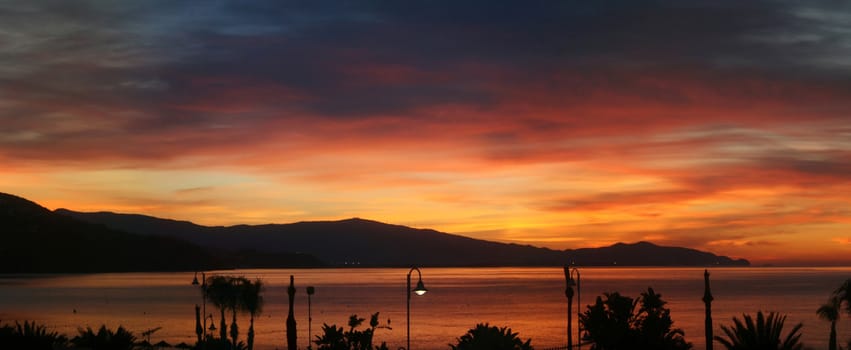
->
[1,267,849,350]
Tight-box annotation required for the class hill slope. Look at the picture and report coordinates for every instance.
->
[0,193,218,272]
[58,209,750,267]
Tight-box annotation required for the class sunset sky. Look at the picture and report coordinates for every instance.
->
[2,1,850,265]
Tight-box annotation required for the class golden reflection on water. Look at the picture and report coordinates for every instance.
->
[1,267,849,350]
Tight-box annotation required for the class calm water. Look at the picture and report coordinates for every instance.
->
[1,267,849,350]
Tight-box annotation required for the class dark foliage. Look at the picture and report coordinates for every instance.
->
[71,325,137,350]
[714,311,803,350]
[202,276,265,350]
[0,320,68,350]
[579,288,692,350]
[194,335,247,350]
[816,297,839,350]
[835,279,851,314]
[449,323,533,350]
[820,278,851,350]
[314,313,390,350]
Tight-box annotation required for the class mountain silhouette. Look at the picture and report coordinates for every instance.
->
[0,192,323,272]
[0,192,749,272]
[0,192,216,272]
[57,208,750,267]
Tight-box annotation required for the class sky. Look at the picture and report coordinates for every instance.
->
[2,1,850,265]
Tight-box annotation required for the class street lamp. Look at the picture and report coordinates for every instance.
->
[407,267,428,350]
[564,266,581,350]
[192,272,207,342]
[307,286,315,350]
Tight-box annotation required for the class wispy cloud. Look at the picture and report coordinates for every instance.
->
[2,1,851,264]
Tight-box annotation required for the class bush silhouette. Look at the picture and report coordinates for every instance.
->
[449,323,532,350]
[314,313,390,350]
[579,288,691,350]
[196,335,247,350]
[71,325,137,350]
[0,320,68,350]
[714,311,803,350]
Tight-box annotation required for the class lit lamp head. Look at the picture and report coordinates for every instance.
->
[413,279,428,296]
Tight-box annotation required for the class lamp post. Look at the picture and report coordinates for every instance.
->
[192,272,207,341]
[407,267,428,350]
[307,286,315,350]
[563,266,581,350]
[703,270,713,350]
[287,275,297,350]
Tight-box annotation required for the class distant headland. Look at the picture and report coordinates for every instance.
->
[1,192,749,273]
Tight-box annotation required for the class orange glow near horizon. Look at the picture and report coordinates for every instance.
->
[2,2,851,266]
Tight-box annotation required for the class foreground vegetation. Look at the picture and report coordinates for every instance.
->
[578,287,691,350]
[0,322,169,350]
[2,277,849,349]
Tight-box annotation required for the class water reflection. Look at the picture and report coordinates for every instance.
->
[0,267,848,350]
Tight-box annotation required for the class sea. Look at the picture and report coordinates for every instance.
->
[1,267,849,350]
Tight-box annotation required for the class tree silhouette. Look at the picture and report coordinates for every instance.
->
[579,288,691,350]
[206,275,233,342]
[203,275,265,349]
[449,323,533,350]
[315,323,346,350]
[242,278,265,350]
[314,313,390,350]
[229,277,249,347]
[817,297,840,350]
[837,279,851,313]
[714,311,803,350]
[830,279,851,350]
[635,288,691,350]
[0,320,67,350]
[71,325,137,350]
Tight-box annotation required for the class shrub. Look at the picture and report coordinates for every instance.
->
[0,320,68,350]
[449,323,532,350]
[579,288,691,350]
[714,311,803,350]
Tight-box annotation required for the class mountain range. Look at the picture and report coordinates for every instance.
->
[1,192,749,272]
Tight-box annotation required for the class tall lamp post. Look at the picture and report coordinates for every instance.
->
[407,267,428,350]
[307,286,315,350]
[192,272,207,344]
[287,275,297,350]
[703,270,714,350]
[563,266,581,350]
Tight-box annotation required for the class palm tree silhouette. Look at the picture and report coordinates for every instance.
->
[71,325,136,350]
[242,278,265,350]
[0,320,68,350]
[832,279,851,350]
[206,275,234,342]
[816,297,840,350]
[836,279,851,313]
[229,277,248,347]
[714,311,803,350]
[449,323,532,350]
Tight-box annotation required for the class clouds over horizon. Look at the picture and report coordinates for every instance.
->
[2,1,851,264]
